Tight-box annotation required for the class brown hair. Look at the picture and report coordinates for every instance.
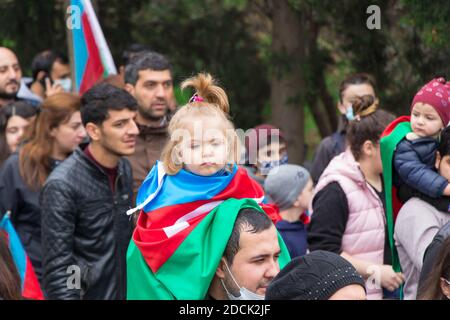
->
[0,231,22,300]
[418,237,450,300]
[339,73,376,103]
[161,73,239,175]
[19,92,81,190]
[346,95,396,160]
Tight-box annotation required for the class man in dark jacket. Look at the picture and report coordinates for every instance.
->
[40,83,139,300]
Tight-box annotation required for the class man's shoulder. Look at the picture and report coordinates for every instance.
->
[45,152,88,186]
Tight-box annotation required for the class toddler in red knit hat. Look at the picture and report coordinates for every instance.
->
[394,77,450,199]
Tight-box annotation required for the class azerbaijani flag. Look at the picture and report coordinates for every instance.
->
[70,0,117,94]
[126,162,286,299]
[380,115,411,273]
[0,214,44,300]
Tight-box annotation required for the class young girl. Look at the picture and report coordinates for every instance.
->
[126,73,282,299]
[394,77,450,198]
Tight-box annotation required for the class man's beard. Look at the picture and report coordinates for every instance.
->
[0,81,20,100]
[0,88,18,100]
[139,102,168,121]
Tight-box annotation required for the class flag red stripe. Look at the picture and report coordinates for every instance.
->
[381,116,410,138]
[22,257,44,300]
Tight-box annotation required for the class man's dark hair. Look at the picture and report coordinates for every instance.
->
[438,126,450,157]
[224,208,273,265]
[31,50,54,81]
[80,83,138,126]
[124,51,173,86]
[31,51,69,82]
[122,43,152,67]
[50,52,69,69]
[339,73,376,103]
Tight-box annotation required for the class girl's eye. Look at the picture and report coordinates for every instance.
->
[7,128,18,134]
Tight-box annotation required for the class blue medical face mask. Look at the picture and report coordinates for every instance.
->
[260,154,288,175]
[54,78,72,92]
[345,104,355,121]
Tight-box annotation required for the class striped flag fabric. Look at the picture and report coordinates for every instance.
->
[126,161,285,299]
[70,0,117,94]
[127,198,290,300]
[380,115,411,274]
[0,213,44,300]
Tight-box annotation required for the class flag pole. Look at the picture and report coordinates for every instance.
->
[65,0,76,94]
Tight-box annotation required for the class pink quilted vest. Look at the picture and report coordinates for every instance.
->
[313,149,386,300]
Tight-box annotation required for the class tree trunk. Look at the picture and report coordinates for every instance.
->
[309,99,332,138]
[319,71,338,133]
[270,0,309,164]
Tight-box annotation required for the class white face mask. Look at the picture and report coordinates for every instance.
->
[54,78,72,92]
[220,260,265,300]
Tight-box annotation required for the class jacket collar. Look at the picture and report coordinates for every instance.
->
[74,142,126,177]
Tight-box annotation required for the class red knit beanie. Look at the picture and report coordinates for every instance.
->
[411,77,450,126]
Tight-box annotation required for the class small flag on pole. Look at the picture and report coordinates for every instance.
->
[69,0,117,94]
[0,213,44,300]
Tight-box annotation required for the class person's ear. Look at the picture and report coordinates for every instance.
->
[292,192,302,208]
[124,83,135,96]
[49,126,58,138]
[440,278,450,298]
[435,151,442,171]
[215,258,227,280]
[362,140,374,157]
[85,123,101,142]
[337,101,346,114]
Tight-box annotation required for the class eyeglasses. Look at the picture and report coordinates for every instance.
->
[443,278,450,285]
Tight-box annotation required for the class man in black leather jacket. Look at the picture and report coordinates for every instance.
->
[40,83,139,299]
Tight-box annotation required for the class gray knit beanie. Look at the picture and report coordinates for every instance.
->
[264,164,310,211]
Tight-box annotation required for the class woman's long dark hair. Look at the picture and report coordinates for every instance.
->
[0,231,22,300]
[417,237,450,300]
[19,92,80,190]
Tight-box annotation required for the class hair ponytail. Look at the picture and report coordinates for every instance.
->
[181,73,230,114]
[347,95,396,160]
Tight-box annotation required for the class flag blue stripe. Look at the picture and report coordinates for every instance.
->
[71,0,88,92]
[0,215,26,288]
[136,161,238,212]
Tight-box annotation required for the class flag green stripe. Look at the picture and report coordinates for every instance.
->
[127,198,291,300]
[380,121,411,273]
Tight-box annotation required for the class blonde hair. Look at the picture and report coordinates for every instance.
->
[161,73,240,175]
